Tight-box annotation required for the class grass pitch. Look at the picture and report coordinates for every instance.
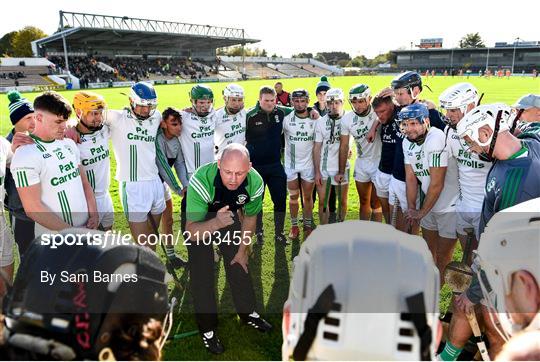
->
[1,75,538,360]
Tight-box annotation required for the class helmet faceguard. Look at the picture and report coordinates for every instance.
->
[290,88,310,113]
[398,103,430,144]
[190,85,214,117]
[456,104,512,161]
[476,198,540,341]
[130,82,158,121]
[391,71,423,100]
[73,91,107,132]
[439,83,479,129]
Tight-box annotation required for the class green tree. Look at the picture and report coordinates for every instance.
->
[0,31,17,56]
[12,26,47,57]
[292,52,313,59]
[459,32,485,48]
[349,55,368,67]
[217,46,270,57]
[315,52,351,65]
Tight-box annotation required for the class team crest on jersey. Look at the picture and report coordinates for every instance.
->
[486,177,497,192]
[236,194,248,205]
[275,115,280,123]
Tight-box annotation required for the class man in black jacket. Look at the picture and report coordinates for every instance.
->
[245,86,319,245]
[245,86,291,245]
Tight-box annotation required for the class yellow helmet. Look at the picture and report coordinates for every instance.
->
[72,91,106,117]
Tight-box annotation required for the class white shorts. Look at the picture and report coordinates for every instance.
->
[420,210,457,239]
[389,177,420,211]
[321,169,349,186]
[373,170,392,199]
[389,177,407,209]
[96,193,114,228]
[353,158,379,183]
[456,207,482,237]
[121,178,166,223]
[285,166,315,182]
[163,182,172,202]
[0,217,14,267]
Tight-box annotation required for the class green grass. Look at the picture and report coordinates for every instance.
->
[1,75,538,360]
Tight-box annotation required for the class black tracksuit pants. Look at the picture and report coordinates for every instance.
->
[187,227,257,333]
[252,163,287,237]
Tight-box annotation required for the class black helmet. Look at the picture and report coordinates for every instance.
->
[391,71,423,91]
[4,229,169,360]
[290,88,310,100]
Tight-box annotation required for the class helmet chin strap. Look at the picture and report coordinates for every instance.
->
[509,109,524,134]
[354,104,371,117]
[409,124,428,145]
[483,110,504,162]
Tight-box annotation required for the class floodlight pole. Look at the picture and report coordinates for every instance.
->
[511,37,520,74]
[485,47,489,71]
[60,11,71,83]
[241,29,246,78]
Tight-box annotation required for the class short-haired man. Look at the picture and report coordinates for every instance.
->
[316,88,349,224]
[283,89,316,240]
[11,91,98,236]
[185,144,271,354]
[245,86,294,245]
[339,84,382,221]
[156,106,189,268]
[400,103,459,283]
[368,95,402,224]
[275,81,290,107]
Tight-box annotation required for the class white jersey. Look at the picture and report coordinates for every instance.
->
[314,114,348,173]
[104,109,161,182]
[283,112,316,170]
[341,108,382,161]
[179,110,216,178]
[11,136,88,227]
[402,128,458,213]
[0,137,13,213]
[445,126,490,210]
[214,107,246,159]
[77,125,111,198]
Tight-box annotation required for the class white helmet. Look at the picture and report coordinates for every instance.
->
[475,198,540,341]
[282,221,440,361]
[456,103,513,147]
[223,83,244,100]
[325,88,345,102]
[348,84,371,101]
[439,82,479,115]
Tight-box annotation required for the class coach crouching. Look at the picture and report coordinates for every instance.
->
[185,143,271,355]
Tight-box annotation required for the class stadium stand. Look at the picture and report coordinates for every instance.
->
[269,63,315,77]
[0,58,56,87]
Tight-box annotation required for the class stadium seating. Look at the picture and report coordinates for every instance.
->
[269,63,315,77]
[0,65,53,87]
